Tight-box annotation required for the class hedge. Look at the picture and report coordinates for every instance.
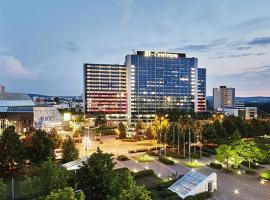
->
[222,168,234,173]
[146,150,160,157]
[134,169,155,178]
[244,169,256,175]
[135,148,149,153]
[260,170,270,180]
[158,156,174,165]
[117,155,129,161]
[209,162,222,169]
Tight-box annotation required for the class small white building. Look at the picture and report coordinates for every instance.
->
[168,170,217,199]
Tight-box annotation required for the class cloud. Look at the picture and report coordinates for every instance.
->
[171,44,213,52]
[208,65,270,96]
[214,53,252,59]
[230,16,270,31]
[0,47,9,53]
[0,55,30,76]
[61,41,80,53]
[248,37,270,46]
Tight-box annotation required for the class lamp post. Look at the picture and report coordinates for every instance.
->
[188,115,191,162]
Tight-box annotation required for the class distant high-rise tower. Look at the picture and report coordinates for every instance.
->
[213,86,235,110]
[197,68,206,112]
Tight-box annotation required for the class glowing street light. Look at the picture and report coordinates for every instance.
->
[234,190,239,194]
[83,128,91,156]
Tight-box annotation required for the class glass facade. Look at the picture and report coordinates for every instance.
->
[125,51,202,122]
[83,64,127,120]
[198,68,206,112]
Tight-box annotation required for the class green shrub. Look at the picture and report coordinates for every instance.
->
[202,147,216,155]
[135,154,154,162]
[184,161,204,168]
[202,152,211,157]
[191,153,200,159]
[241,161,260,169]
[244,169,256,174]
[146,150,160,157]
[223,168,234,173]
[135,148,149,153]
[134,169,155,178]
[158,157,174,165]
[209,162,222,169]
[260,170,270,180]
[117,155,129,161]
[258,158,270,165]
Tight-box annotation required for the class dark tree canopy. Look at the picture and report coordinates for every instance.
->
[62,136,79,163]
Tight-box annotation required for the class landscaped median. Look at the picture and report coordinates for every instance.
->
[184,160,204,168]
[260,169,270,181]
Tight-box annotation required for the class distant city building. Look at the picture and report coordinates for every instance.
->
[125,51,205,123]
[83,64,127,124]
[213,86,235,110]
[0,86,63,134]
[197,68,206,112]
[235,99,245,107]
[218,107,257,120]
[0,84,5,93]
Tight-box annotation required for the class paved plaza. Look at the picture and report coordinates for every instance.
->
[74,134,270,200]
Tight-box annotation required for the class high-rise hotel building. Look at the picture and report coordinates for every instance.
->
[83,64,127,122]
[125,51,206,123]
[213,86,235,110]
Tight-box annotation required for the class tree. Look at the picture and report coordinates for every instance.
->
[118,184,151,200]
[76,148,115,200]
[202,123,218,144]
[40,159,70,195]
[48,128,62,149]
[0,178,8,200]
[94,114,107,127]
[216,144,242,168]
[62,136,79,163]
[110,170,151,200]
[19,176,41,199]
[0,126,24,171]
[118,122,127,139]
[234,141,263,168]
[145,125,156,139]
[25,129,54,163]
[45,187,85,200]
[135,120,146,132]
[231,129,241,144]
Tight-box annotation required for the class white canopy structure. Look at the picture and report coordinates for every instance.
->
[168,170,217,199]
[62,156,89,170]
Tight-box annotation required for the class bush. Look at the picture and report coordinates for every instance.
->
[202,152,211,157]
[222,168,234,173]
[121,138,138,142]
[191,153,200,159]
[128,150,135,154]
[258,158,270,165]
[244,169,256,174]
[202,147,216,155]
[135,148,148,153]
[117,155,129,161]
[135,154,154,162]
[241,161,260,169]
[158,157,174,165]
[146,150,159,157]
[209,162,222,169]
[184,161,204,168]
[134,169,155,178]
[185,191,212,200]
[260,170,270,180]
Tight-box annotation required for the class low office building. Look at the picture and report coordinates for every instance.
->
[83,64,127,125]
[218,107,257,119]
[0,85,63,134]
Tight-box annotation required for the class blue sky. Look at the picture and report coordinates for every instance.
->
[0,0,270,96]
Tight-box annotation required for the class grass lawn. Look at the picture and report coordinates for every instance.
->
[135,174,164,188]
[184,160,204,168]
[133,154,155,162]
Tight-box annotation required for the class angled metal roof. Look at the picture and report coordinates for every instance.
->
[62,156,89,170]
[0,106,34,112]
[168,170,207,197]
[0,93,35,107]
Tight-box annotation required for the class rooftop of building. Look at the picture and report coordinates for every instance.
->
[0,92,35,107]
